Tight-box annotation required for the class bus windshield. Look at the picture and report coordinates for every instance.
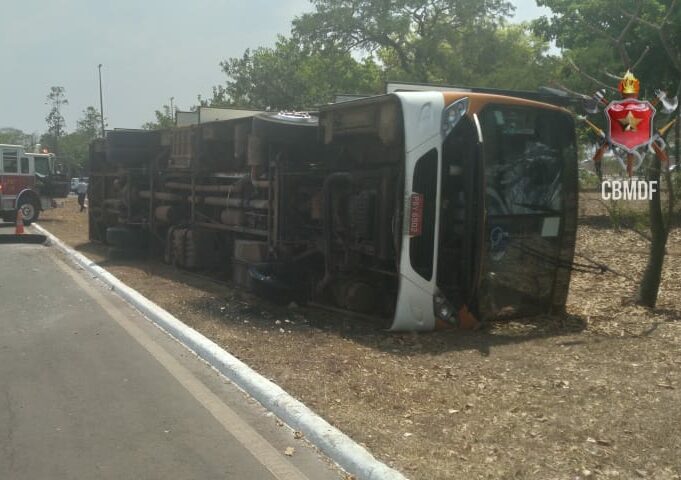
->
[481,105,572,216]
[477,104,577,319]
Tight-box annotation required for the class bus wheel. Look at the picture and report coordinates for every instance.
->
[18,199,40,225]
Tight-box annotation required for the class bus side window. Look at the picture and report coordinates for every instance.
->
[21,157,30,174]
[409,148,438,281]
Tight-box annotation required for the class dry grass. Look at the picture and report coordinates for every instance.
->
[39,196,681,480]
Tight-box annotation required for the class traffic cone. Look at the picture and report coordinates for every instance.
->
[15,208,24,235]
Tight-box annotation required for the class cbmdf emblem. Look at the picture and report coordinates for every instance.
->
[605,99,655,152]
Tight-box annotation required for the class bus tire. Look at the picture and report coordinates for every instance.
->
[18,198,40,225]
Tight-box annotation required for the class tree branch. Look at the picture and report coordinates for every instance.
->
[621,0,681,72]
[611,0,642,66]
[658,28,681,73]
[620,8,660,30]
[631,45,651,71]
[567,58,618,92]
[380,34,414,75]
[552,81,592,99]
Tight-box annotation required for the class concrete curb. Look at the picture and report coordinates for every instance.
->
[33,223,408,480]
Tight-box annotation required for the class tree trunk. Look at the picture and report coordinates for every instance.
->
[676,101,680,169]
[637,155,669,307]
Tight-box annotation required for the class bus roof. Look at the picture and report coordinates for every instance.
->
[442,91,568,114]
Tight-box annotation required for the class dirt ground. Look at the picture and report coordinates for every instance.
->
[38,195,681,480]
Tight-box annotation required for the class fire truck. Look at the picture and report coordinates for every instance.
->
[88,90,578,331]
[0,144,70,224]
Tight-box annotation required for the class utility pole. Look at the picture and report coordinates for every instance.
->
[170,96,175,124]
[98,64,105,137]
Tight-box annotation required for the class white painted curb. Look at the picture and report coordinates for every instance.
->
[33,223,408,480]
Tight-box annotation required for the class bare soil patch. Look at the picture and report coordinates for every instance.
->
[40,196,681,480]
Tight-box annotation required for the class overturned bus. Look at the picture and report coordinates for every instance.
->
[88,91,578,331]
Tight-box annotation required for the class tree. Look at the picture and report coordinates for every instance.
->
[212,36,383,109]
[208,0,566,111]
[0,127,33,147]
[142,105,174,130]
[45,86,68,155]
[445,23,560,90]
[535,0,681,307]
[534,0,681,95]
[52,106,105,170]
[292,0,515,84]
[76,106,105,139]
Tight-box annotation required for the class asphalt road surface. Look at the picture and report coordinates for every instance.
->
[0,239,341,480]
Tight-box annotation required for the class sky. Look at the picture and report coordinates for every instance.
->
[0,0,550,135]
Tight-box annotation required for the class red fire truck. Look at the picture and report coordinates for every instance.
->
[0,144,70,224]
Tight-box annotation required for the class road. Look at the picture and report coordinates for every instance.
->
[0,240,341,480]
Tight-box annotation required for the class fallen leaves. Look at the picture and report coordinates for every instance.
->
[586,437,613,447]
[40,194,681,480]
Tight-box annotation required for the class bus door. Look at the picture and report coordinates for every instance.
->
[437,114,485,321]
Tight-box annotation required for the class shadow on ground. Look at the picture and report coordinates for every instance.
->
[74,238,591,357]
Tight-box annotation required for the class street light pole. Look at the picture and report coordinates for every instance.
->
[98,64,105,137]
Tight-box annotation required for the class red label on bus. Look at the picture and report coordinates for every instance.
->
[409,193,423,236]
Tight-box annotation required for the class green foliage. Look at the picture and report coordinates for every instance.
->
[579,167,600,189]
[142,105,174,130]
[0,127,33,147]
[451,24,560,90]
[76,106,105,139]
[38,133,57,154]
[209,1,561,110]
[58,132,91,169]
[212,36,383,109]
[292,0,514,83]
[42,106,105,169]
[45,86,68,144]
[533,0,681,94]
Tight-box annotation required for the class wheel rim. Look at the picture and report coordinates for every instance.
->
[21,203,35,220]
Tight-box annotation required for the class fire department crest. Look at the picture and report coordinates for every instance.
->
[580,70,678,178]
[605,99,655,152]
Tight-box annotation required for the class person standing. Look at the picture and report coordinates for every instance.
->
[76,177,88,212]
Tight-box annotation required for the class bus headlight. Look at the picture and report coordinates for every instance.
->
[442,97,469,137]
[434,293,455,322]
